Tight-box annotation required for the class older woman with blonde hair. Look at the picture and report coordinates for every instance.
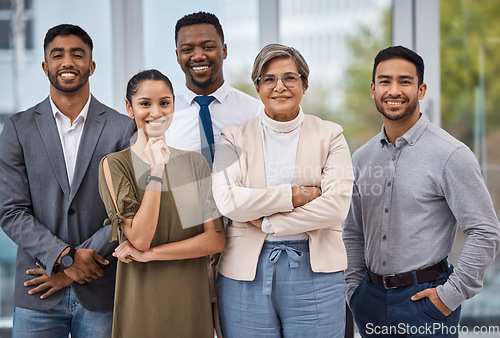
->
[212,44,354,337]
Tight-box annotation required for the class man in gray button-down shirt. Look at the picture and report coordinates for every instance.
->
[343,45,500,337]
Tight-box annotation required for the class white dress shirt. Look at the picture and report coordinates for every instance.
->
[166,81,262,152]
[50,95,90,184]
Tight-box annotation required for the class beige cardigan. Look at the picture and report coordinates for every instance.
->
[212,114,354,281]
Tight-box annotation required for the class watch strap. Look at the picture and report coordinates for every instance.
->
[145,172,163,185]
[52,262,61,274]
[67,246,76,259]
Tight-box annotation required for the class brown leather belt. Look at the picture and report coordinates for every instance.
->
[368,259,447,289]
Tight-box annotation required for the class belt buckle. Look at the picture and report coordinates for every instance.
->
[382,274,397,289]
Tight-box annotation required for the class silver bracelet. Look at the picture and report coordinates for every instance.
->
[300,186,308,203]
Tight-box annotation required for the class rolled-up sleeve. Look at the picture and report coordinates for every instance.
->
[98,155,140,241]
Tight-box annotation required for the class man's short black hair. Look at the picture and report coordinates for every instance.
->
[43,24,93,57]
[372,45,424,86]
[175,11,224,45]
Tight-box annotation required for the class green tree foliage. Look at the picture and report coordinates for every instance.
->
[341,1,500,152]
[440,0,500,147]
[441,0,500,212]
[340,9,392,151]
[231,78,259,99]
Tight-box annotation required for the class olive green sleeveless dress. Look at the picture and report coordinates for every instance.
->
[98,147,221,338]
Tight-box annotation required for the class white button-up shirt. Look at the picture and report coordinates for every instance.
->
[166,81,262,152]
[50,95,90,184]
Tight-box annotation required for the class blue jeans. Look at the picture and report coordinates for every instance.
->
[12,285,112,338]
[217,240,346,338]
[350,265,461,338]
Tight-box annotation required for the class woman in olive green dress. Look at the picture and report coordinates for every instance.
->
[98,69,225,338]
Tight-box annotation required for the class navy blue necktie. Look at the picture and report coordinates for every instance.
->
[194,95,216,166]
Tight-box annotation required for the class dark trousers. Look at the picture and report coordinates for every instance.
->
[350,266,461,337]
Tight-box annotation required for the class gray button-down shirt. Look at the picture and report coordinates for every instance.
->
[343,114,500,311]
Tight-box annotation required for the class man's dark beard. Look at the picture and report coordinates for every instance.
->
[190,74,213,89]
[48,69,89,93]
[375,98,417,121]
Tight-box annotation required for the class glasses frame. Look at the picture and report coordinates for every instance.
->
[258,72,302,90]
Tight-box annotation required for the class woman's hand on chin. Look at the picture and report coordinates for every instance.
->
[145,138,170,175]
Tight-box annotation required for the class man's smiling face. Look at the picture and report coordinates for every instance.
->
[176,23,227,96]
[42,34,95,94]
[371,57,426,122]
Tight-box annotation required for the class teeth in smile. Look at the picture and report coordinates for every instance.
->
[192,66,209,71]
[148,120,165,125]
[61,73,75,78]
[386,101,402,106]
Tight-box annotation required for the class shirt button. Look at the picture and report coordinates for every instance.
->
[392,156,396,161]
[387,182,392,187]
[383,235,387,240]
[383,261,387,266]
[384,208,389,213]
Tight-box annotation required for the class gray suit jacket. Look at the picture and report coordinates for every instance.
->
[0,96,131,311]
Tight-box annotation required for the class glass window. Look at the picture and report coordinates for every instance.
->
[287,0,392,150]
[0,0,33,50]
[217,0,260,94]
[440,0,500,327]
[0,0,10,10]
[0,20,9,48]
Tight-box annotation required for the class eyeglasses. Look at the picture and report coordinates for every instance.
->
[258,72,302,90]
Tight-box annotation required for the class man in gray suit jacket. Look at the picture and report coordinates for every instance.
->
[0,24,130,337]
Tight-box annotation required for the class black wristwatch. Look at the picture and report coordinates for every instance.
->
[60,247,76,270]
[145,172,163,186]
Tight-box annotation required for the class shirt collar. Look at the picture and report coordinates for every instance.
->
[378,113,429,147]
[50,95,91,123]
[378,125,390,147]
[182,81,230,105]
[400,113,428,146]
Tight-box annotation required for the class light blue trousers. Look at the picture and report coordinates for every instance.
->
[12,285,112,338]
[217,240,346,338]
